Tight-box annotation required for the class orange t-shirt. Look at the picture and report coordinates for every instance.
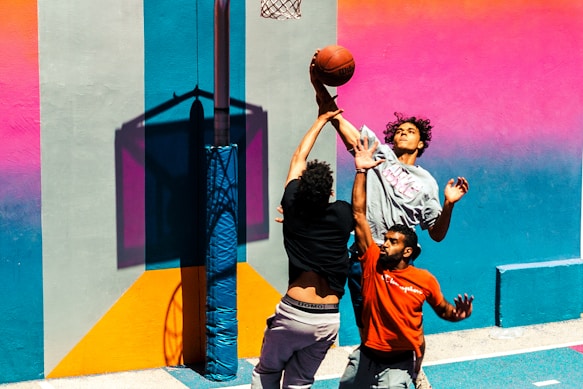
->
[359,244,444,357]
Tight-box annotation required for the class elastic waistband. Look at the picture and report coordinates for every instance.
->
[281,294,339,313]
[360,345,414,365]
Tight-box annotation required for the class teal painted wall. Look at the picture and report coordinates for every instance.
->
[1,0,582,384]
[497,260,583,327]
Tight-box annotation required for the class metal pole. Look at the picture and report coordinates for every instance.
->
[214,0,230,146]
[204,1,237,382]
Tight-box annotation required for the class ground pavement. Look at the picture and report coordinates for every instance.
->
[2,318,582,388]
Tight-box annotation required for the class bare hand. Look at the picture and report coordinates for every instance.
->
[275,205,284,223]
[310,50,338,114]
[444,177,469,204]
[452,293,474,320]
[309,51,320,84]
[354,137,385,170]
[319,104,342,122]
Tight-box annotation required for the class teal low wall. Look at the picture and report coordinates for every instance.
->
[496,259,583,327]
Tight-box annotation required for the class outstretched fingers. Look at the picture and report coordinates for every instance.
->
[354,138,385,170]
[453,293,474,319]
[444,176,469,203]
[455,177,469,193]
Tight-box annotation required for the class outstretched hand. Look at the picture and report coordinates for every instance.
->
[310,51,339,115]
[354,137,385,170]
[444,177,469,204]
[452,293,474,320]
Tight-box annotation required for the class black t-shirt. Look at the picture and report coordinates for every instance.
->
[281,179,355,296]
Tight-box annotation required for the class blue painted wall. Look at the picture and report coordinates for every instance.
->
[144,0,246,270]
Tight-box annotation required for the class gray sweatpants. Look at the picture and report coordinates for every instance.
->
[251,300,340,389]
[339,346,415,389]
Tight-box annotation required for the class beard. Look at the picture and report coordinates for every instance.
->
[378,252,400,268]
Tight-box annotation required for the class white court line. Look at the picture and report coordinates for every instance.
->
[37,382,54,389]
[310,340,583,381]
[315,373,342,380]
[424,340,583,366]
[293,341,582,388]
[533,379,561,386]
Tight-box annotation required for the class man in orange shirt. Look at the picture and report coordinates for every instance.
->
[338,137,474,389]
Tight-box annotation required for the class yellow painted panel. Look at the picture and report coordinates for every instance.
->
[237,263,282,358]
[48,267,205,378]
[49,262,279,377]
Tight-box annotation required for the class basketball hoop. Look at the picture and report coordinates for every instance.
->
[260,0,302,20]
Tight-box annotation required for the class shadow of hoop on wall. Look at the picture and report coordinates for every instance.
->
[163,265,206,366]
[114,89,269,366]
[114,88,270,269]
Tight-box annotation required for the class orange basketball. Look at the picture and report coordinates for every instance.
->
[314,45,356,86]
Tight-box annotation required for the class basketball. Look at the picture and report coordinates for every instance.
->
[314,45,355,86]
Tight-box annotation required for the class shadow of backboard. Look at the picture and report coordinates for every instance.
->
[115,88,269,269]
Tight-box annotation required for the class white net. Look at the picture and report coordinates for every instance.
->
[260,0,302,20]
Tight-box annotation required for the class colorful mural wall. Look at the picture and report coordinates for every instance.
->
[0,0,581,384]
[336,0,583,337]
[0,1,43,381]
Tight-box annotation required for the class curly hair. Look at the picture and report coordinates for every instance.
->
[296,160,333,213]
[387,224,421,261]
[383,112,433,157]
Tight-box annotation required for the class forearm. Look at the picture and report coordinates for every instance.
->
[294,117,327,159]
[285,117,327,185]
[353,171,367,217]
[310,69,359,151]
[434,295,473,322]
[331,114,360,151]
[351,137,384,253]
[436,301,463,322]
[352,170,373,253]
[428,201,454,242]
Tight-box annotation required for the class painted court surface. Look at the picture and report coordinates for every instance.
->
[2,319,582,388]
[171,342,583,389]
[423,344,583,388]
[180,319,583,389]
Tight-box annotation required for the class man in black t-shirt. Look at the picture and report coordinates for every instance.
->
[252,103,382,389]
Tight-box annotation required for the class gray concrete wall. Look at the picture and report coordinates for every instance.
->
[38,1,145,372]
[245,1,340,293]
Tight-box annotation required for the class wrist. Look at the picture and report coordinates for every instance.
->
[443,199,455,209]
[355,168,368,174]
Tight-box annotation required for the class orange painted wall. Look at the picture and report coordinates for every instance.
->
[237,263,282,358]
[48,263,279,377]
[48,267,206,378]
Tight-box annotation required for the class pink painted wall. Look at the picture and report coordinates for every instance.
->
[336,0,583,335]
[0,1,43,383]
[338,0,583,161]
[0,2,40,178]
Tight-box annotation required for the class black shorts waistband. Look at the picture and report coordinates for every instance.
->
[281,294,339,313]
[360,345,414,365]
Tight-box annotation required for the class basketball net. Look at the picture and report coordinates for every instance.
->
[260,0,302,20]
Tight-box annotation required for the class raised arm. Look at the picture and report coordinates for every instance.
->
[431,293,474,322]
[428,177,470,242]
[285,107,343,187]
[310,52,361,152]
[352,138,385,254]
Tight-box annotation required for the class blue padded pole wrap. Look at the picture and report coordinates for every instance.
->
[204,145,238,381]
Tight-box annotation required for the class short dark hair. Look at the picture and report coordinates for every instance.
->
[296,160,333,212]
[384,112,433,157]
[387,224,421,261]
